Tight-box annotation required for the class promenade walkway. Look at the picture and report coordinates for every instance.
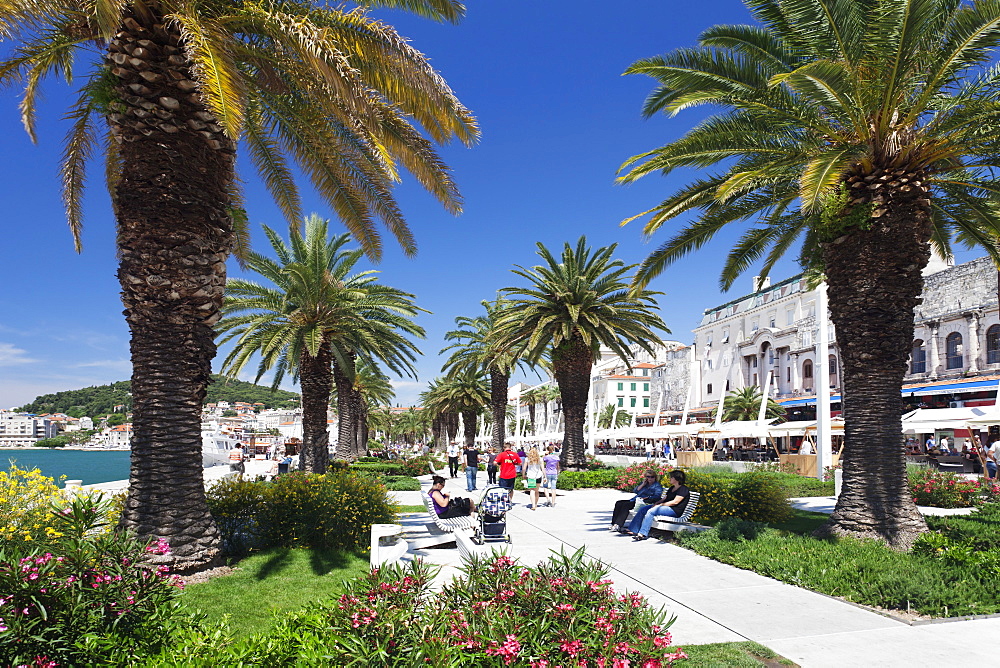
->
[395,479,1000,668]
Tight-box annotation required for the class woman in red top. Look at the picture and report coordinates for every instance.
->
[494,443,522,501]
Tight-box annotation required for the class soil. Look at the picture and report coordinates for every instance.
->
[182,565,237,585]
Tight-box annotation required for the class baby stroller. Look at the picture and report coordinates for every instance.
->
[474,485,513,544]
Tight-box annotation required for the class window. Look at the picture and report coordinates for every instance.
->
[803,360,813,379]
[946,332,963,369]
[726,380,731,392]
[751,319,759,331]
[988,326,1000,364]
[911,340,926,373]
[787,367,791,382]
[630,397,637,408]
[752,356,758,368]
[617,382,623,391]
[642,369,648,376]
[786,309,795,326]
[706,383,713,395]
[721,328,730,343]
[643,398,649,408]
[769,317,776,328]
[829,356,838,375]
[643,383,649,392]
[802,330,812,346]
[617,397,624,407]
[630,382,636,391]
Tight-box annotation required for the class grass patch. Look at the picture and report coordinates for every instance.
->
[179,547,369,629]
[767,508,829,534]
[677,516,1000,617]
[395,504,425,514]
[680,641,797,667]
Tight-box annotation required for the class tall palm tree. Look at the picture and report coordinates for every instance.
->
[495,238,669,470]
[618,0,1000,547]
[442,299,527,451]
[597,403,632,430]
[719,386,786,422]
[0,0,475,569]
[217,217,424,472]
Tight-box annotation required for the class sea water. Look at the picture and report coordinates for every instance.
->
[1,449,132,486]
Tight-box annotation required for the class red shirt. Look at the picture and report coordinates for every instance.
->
[495,450,521,480]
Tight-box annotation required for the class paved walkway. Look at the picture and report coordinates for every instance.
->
[394,477,1000,667]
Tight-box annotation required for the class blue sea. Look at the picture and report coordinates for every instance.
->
[1,449,132,486]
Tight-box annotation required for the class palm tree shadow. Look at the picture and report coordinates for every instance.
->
[309,548,351,575]
[255,548,295,580]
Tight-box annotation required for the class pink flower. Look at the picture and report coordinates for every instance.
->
[486,634,521,665]
[561,639,584,657]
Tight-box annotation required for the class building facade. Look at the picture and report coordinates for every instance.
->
[0,412,60,447]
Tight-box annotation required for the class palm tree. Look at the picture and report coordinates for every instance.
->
[597,404,632,430]
[495,238,669,470]
[442,299,527,451]
[337,360,395,456]
[0,0,475,569]
[422,373,490,448]
[719,386,786,422]
[618,0,1000,547]
[217,217,424,472]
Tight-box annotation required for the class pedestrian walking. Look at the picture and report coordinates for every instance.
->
[447,441,461,478]
[464,443,480,492]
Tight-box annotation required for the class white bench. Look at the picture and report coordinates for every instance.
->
[369,523,408,567]
[651,491,706,533]
[420,491,475,533]
[616,455,631,467]
[408,492,475,550]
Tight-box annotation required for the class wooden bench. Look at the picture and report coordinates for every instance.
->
[651,491,706,533]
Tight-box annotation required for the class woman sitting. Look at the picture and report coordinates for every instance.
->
[610,470,663,533]
[429,475,474,519]
[629,469,690,541]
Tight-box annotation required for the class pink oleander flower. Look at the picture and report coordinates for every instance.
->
[486,635,521,665]
[560,639,583,657]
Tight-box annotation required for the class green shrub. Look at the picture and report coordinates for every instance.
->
[204,477,269,555]
[163,549,687,665]
[0,464,65,554]
[0,494,187,666]
[383,476,421,491]
[349,462,407,477]
[261,471,396,552]
[206,470,396,555]
[398,455,438,477]
[926,502,1000,550]
[556,469,618,490]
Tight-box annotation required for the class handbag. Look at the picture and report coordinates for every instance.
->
[524,477,537,489]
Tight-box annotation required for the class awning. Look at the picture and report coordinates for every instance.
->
[768,418,844,437]
[697,419,777,439]
[901,406,990,432]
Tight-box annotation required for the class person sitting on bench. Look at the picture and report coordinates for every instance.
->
[610,470,663,533]
[629,469,690,541]
[429,475,474,519]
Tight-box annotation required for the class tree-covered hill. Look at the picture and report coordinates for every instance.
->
[18,376,300,417]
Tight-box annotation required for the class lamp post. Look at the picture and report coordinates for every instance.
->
[815,282,833,481]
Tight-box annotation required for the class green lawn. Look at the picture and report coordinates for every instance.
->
[767,509,829,534]
[179,547,370,629]
[680,641,797,667]
[395,504,425,514]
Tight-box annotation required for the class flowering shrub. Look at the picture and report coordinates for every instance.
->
[0,493,187,666]
[751,460,799,476]
[613,462,675,492]
[398,454,438,477]
[0,464,65,553]
[206,470,397,555]
[168,549,686,665]
[908,468,1000,508]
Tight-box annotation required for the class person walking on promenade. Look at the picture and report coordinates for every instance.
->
[229,443,245,476]
[986,439,999,481]
[630,470,690,541]
[486,447,499,485]
[464,443,481,492]
[447,441,461,478]
[610,470,663,533]
[523,447,544,510]
[542,445,561,507]
[645,441,653,461]
[495,443,522,502]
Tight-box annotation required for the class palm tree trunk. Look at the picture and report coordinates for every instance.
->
[818,178,931,549]
[553,336,592,470]
[112,9,233,571]
[299,341,332,473]
[490,367,510,452]
[461,409,477,448]
[352,389,366,457]
[333,360,355,461]
[527,402,536,436]
[431,415,442,448]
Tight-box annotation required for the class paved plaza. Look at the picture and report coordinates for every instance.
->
[395,476,1000,668]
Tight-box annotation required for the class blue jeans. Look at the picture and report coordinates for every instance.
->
[466,465,478,491]
[627,503,654,534]
[635,505,679,536]
[987,461,997,480]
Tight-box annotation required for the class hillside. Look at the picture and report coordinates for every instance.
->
[18,376,300,417]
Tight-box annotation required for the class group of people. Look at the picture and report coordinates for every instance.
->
[608,469,689,541]
[227,442,293,479]
[429,442,563,520]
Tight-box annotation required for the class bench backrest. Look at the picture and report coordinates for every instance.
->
[677,491,700,523]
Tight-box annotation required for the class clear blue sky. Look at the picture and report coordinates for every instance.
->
[0,0,908,409]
